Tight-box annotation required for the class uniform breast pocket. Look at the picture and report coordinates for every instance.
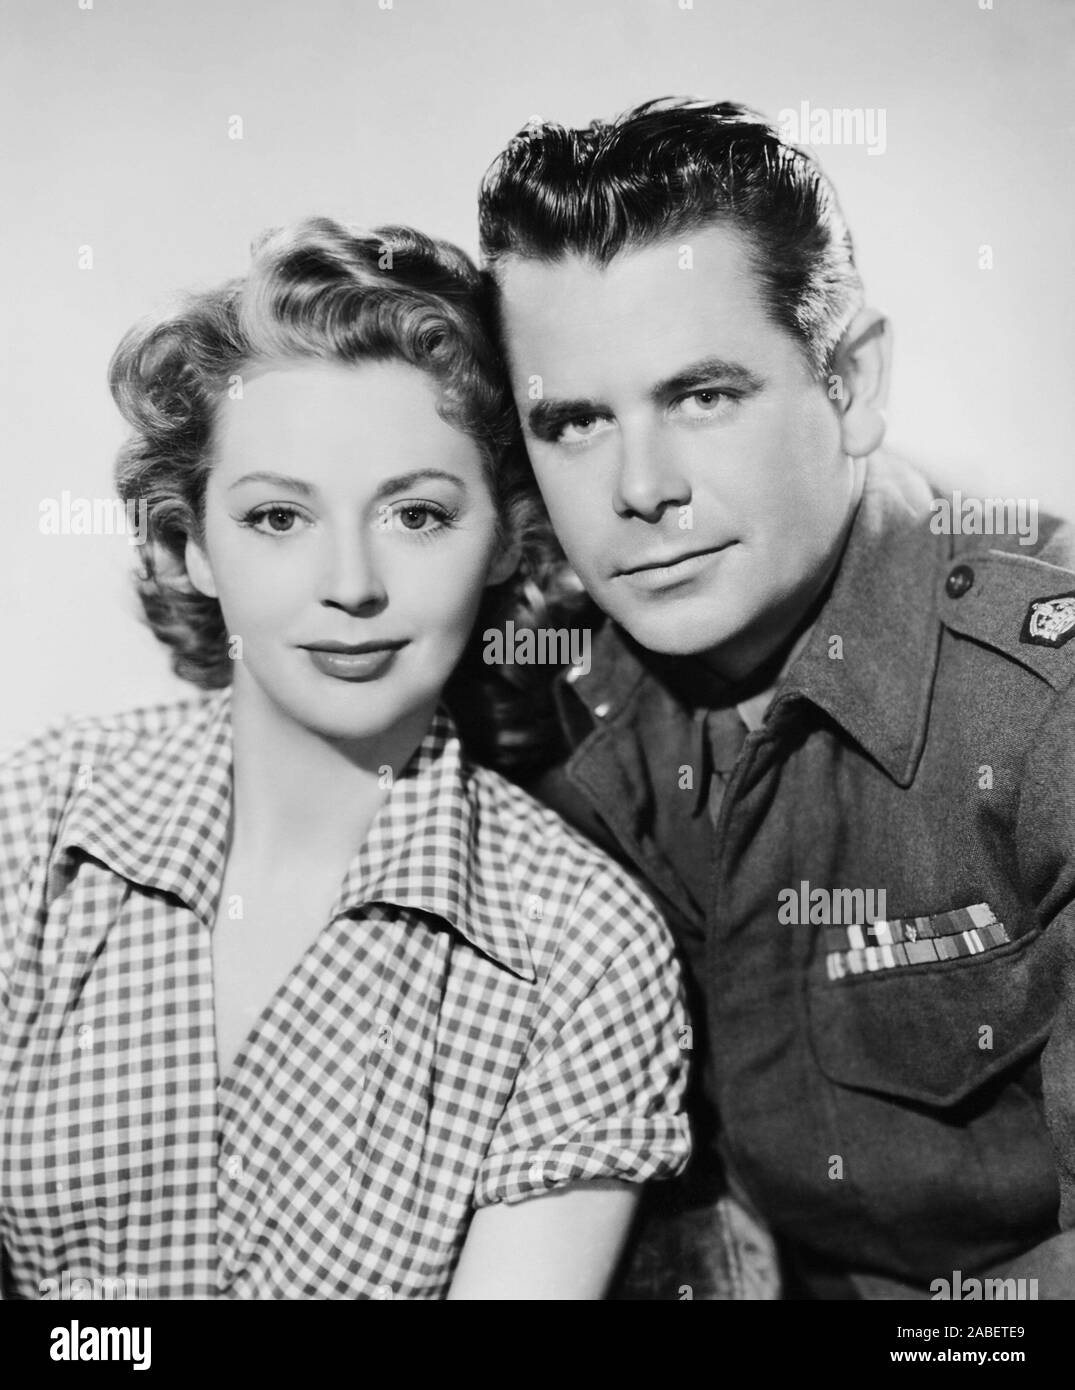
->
[806,906,1061,1108]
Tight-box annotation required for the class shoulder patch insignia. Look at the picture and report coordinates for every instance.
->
[1021,591,1075,648]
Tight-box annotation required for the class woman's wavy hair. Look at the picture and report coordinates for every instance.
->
[110,216,587,774]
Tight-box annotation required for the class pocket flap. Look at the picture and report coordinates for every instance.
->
[807,918,1058,1107]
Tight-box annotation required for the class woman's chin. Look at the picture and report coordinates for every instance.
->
[259,683,438,751]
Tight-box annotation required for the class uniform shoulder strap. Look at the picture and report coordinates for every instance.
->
[938,547,1075,692]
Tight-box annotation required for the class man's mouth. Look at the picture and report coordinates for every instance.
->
[615,542,735,587]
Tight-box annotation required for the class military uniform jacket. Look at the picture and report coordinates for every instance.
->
[532,457,1075,1290]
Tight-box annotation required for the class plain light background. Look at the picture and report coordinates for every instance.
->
[2,0,1072,747]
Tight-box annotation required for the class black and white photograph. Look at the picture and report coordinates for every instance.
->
[1,0,1073,1356]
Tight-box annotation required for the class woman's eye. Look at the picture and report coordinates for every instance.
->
[244,505,306,535]
[398,505,435,531]
[389,501,455,535]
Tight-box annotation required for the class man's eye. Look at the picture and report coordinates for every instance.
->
[675,390,733,420]
[556,414,612,444]
[244,504,307,534]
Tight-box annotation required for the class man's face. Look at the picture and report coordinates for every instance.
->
[496,225,862,676]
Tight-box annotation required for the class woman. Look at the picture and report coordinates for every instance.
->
[0,218,690,1299]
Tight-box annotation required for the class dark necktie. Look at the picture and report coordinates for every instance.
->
[703,705,750,829]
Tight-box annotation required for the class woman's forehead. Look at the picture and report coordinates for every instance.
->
[211,360,485,483]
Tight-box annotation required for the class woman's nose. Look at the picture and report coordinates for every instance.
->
[318,528,388,615]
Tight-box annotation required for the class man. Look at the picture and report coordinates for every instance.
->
[476,99,1075,1298]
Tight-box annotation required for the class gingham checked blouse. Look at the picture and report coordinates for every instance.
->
[0,690,691,1300]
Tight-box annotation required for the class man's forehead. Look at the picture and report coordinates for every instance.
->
[494,226,774,383]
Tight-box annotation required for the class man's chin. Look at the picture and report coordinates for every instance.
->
[606,603,746,660]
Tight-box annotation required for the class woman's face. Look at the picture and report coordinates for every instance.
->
[186,358,514,746]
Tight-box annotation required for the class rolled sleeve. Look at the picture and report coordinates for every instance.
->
[475,864,692,1206]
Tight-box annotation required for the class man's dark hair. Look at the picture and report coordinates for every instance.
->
[478,97,864,377]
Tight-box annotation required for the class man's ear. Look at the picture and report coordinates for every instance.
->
[485,532,523,588]
[830,308,892,459]
[185,534,218,599]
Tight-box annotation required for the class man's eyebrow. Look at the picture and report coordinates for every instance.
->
[227,468,466,498]
[526,358,763,435]
[650,357,763,401]
[527,397,607,436]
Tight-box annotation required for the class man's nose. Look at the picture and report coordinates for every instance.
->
[612,423,692,521]
[318,525,388,615]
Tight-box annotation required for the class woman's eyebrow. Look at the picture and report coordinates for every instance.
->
[226,468,466,497]
[228,471,316,495]
[372,468,467,499]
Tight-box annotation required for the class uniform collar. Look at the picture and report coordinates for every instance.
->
[560,456,943,787]
[54,690,534,982]
[771,458,942,785]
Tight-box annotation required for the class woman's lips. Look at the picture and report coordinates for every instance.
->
[300,641,406,681]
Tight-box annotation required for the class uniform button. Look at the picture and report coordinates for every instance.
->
[594,702,611,719]
[946,564,974,599]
